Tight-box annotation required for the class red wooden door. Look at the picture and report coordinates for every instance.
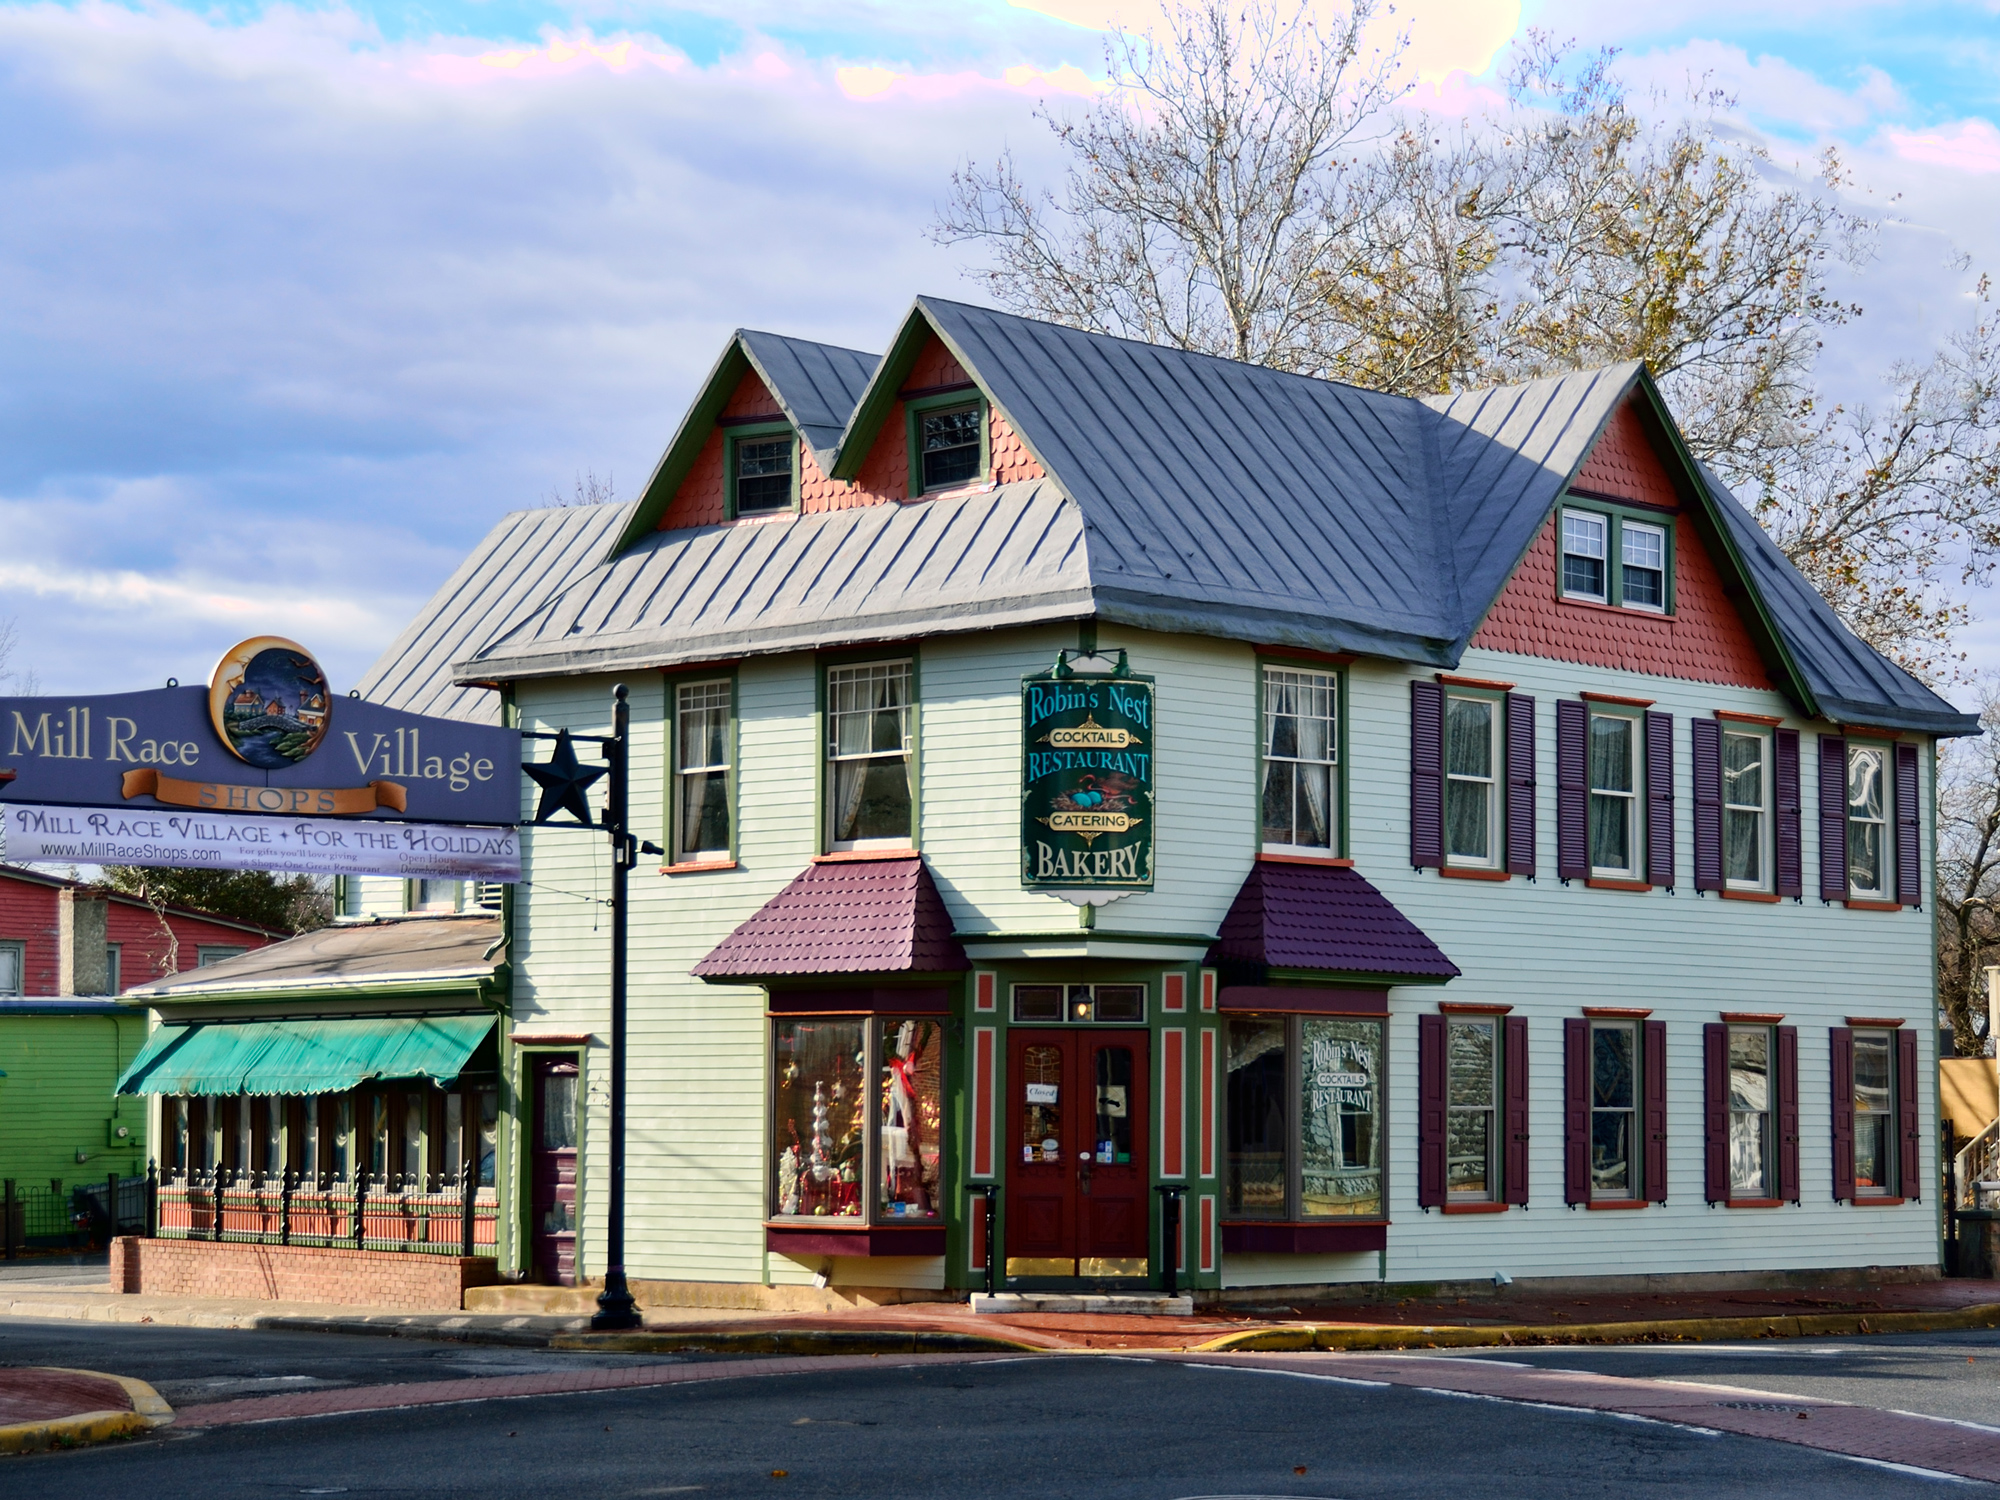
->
[1004,1030,1150,1279]
[530,1057,578,1285]
[1077,1032,1148,1274]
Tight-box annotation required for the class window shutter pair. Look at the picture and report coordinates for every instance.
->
[1556,705,1673,884]
[1562,1018,1666,1204]
[1694,723,1803,896]
[1410,683,1537,875]
[1818,734,1847,901]
[1418,1013,1530,1208]
[1706,1023,1799,1202]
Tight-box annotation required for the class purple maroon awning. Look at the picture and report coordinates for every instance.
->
[1208,859,1459,985]
[692,854,969,980]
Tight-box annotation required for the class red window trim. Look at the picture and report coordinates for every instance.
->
[1844,899,1904,913]
[1849,1196,1908,1207]
[1583,1006,1652,1018]
[1715,710,1784,726]
[1581,691,1658,707]
[511,1032,593,1046]
[1723,1197,1784,1209]
[1846,1016,1906,1028]
[1256,852,1355,867]
[1441,1002,1513,1015]
[1587,878,1653,893]
[1719,889,1780,903]
[661,859,737,875]
[1442,1201,1509,1215]
[1436,673,1516,691]
[1721,1011,1785,1024]
[1440,866,1510,882]
[1586,1199,1649,1210]
[813,847,919,864]
[1559,596,1681,624]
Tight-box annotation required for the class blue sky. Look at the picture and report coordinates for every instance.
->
[0,0,1995,695]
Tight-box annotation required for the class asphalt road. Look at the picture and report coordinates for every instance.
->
[4,1327,1992,1498]
[1434,1328,2000,1428]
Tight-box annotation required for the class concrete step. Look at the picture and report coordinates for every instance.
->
[970,1292,1193,1317]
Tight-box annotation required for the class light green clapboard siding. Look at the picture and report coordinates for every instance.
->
[0,1012,148,1185]
[509,625,1943,1289]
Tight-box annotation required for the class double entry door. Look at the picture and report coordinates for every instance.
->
[1005,1030,1150,1279]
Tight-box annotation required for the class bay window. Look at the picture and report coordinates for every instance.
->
[770,1015,942,1222]
[1226,1014,1385,1220]
[826,660,915,850]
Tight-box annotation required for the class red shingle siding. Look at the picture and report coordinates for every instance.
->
[0,870,276,994]
[1468,402,1772,688]
[656,335,1043,532]
[110,1236,498,1310]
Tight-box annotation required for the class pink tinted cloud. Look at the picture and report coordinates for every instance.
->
[416,33,685,86]
[1888,118,2000,175]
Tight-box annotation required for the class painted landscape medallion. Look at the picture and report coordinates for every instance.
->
[209,636,333,768]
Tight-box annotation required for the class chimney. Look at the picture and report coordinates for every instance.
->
[59,887,110,996]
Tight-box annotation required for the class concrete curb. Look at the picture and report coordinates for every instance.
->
[1189,1302,2000,1353]
[550,1329,1045,1357]
[0,1368,174,1457]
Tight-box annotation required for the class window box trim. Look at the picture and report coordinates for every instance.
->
[1720,889,1780,903]
[1844,899,1903,912]
[1218,1220,1388,1254]
[1255,852,1354,867]
[1586,877,1651,892]
[904,388,990,497]
[724,421,800,520]
[1441,1201,1510,1215]
[764,1223,947,1257]
[1585,1199,1650,1210]
[1722,1198,1784,1209]
[1440,866,1510,882]
[1848,1196,1907,1207]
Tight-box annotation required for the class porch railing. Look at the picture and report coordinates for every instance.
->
[1955,1117,2000,1209]
[152,1162,498,1257]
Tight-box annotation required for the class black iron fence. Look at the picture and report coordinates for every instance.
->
[1,1174,148,1256]
[154,1163,498,1258]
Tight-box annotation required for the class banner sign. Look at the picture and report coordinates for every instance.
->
[0,802,521,881]
[0,637,518,827]
[1021,668,1154,891]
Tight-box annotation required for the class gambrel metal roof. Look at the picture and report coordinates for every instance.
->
[370,298,1972,736]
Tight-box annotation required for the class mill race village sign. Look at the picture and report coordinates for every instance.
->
[1021,658,1154,895]
[0,636,521,880]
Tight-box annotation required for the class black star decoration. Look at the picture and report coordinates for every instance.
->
[522,729,607,826]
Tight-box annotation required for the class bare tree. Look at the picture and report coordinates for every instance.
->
[1938,684,2000,1055]
[940,3,2000,681]
[0,615,38,696]
[547,469,616,508]
[938,0,1411,370]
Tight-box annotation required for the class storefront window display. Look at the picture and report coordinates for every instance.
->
[1225,1014,1385,1219]
[770,1016,945,1222]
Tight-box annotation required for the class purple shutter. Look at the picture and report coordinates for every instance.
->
[1895,743,1921,908]
[1819,734,1848,901]
[1557,701,1588,882]
[1645,711,1675,888]
[1417,1013,1447,1207]
[1692,717,1723,893]
[1775,729,1802,899]
[1411,682,1444,870]
[1898,1028,1921,1201]
[1776,1026,1800,1203]
[1505,694,1536,877]
[1643,1019,1667,1203]
[1702,1023,1729,1203]
[1829,1027,1855,1202]
[1563,1018,1589,1204]
[1503,1014,1529,1205]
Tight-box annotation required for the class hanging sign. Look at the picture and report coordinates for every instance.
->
[1020,665,1154,892]
[0,637,518,827]
[0,802,521,881]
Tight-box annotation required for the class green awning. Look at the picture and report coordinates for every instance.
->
[116,1014,496,1096]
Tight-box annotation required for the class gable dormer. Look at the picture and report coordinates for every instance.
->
[1469,395,1775,689]
[830,307,1044,500]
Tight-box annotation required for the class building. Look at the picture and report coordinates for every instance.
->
[0,865,279,1192]
[343,300,1972,1302]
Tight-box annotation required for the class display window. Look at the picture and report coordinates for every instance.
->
[771,1015,943,1223]
[1225,1014,1385,1220]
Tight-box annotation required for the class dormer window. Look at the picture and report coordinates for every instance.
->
[1560,502,1674,613]
[920,405,981,489]
[730,427,796,517]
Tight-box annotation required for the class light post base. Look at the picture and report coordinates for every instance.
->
[591,1267,643,1331]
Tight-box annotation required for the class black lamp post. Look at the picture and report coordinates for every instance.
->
[521,684,659,1331]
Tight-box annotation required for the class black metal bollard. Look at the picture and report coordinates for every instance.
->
[211,1161,225,1242]
[106,1170,119,1248]
[459,1158,475,1258]
[3,1179,14,1261]
[145,1160,158,1239]
[964,1183,999,1297]
[352,1168,368,1250]
[280,1168,294,1247]
[1154,1185,1184,1299]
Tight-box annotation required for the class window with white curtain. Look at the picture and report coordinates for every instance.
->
[1261,668,1338,854]
[826,661,914,849]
